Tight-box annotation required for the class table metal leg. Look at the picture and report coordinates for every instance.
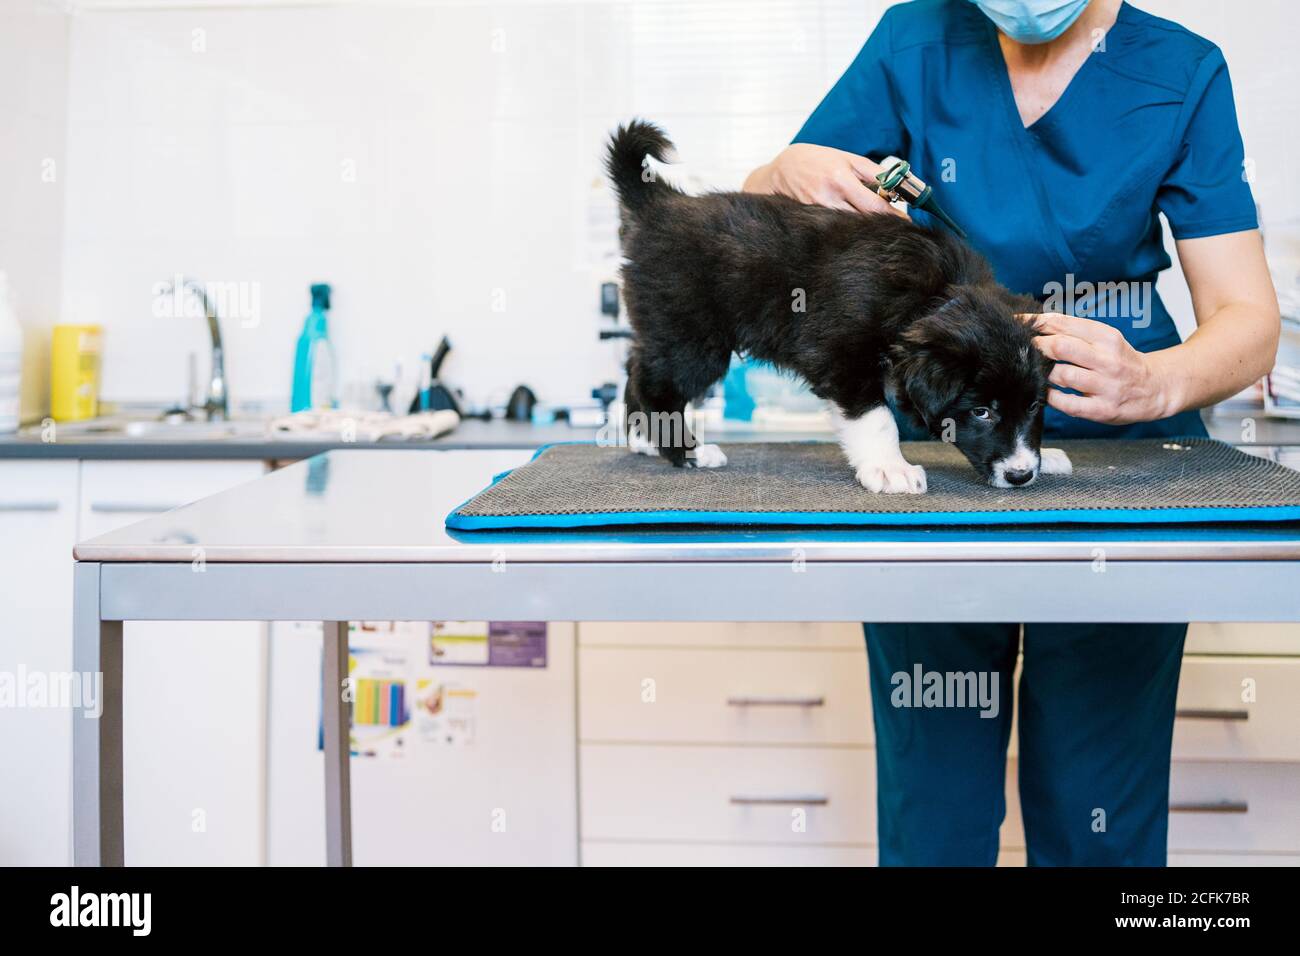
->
[321,621,353,867]
[72,562,124,867]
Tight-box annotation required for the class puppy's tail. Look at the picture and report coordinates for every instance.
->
[605,120,679,215]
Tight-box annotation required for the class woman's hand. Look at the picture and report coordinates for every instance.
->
[1027,312,1178,425]
[744,144,907,217]
[1024,234,1279,426]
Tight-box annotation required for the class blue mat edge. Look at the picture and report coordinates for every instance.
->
[445,440,1300,530]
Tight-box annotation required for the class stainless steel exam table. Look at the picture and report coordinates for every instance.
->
[70,448,1300,866]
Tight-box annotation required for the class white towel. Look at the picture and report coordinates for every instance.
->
[269,408,460,442]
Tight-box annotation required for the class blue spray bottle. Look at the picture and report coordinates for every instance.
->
[291,283,336,412]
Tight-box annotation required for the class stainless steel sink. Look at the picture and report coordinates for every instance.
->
[27,416,269,442]
[121,418,267,440]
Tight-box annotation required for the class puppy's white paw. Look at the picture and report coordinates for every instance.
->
[857,461,927,494]
[689,443,727,468]
[628,429,658,457]
[1040,447,1073,475]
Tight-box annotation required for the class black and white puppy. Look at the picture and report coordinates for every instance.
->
[607,120,1071,492]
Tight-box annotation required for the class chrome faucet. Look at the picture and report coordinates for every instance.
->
[163,277,228,421]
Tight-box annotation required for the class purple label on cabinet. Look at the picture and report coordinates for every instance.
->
[487,621,547,668]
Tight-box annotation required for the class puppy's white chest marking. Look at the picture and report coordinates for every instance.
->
[834,404,927,494]
[1040,447,1073,475]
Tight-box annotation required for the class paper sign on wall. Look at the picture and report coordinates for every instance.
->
[412,679,478,747]
[429,620,547,668]
[318,620,544,758]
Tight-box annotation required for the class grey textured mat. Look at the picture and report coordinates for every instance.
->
[446,438,1300,529]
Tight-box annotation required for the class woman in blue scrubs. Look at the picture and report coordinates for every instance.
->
[746,0,1280,865]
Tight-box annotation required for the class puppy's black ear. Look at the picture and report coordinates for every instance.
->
[1005,291,1042,315]
[1004,292,1045,334]
[889,314,967,433]
[1009,297,1055,375]
[989,290,1053,376]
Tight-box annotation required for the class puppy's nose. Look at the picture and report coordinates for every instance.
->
[1003,467,1036,486]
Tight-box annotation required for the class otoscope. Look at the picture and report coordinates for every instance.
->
[871,158,966,239]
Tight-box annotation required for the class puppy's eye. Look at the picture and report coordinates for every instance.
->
[971,407,992,421]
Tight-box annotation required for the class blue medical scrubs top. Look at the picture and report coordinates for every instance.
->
[793,0,1258,440]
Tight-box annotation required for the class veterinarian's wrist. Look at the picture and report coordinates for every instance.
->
[1144,348,1186,420]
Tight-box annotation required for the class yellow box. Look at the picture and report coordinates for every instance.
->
[50,324,102,422]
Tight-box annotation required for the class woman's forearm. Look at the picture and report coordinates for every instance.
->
[1035,231,1281,426]
[1156,230,1283,417]
[1149,302,1281,417]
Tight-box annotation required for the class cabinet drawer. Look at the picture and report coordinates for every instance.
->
[1173,657,1300,760]
[1168,762,1300,853]
[580,744,874,844]
[1186,623,1300,657]
[79,459,265,536]
[579,622,865,650]
[583,843,1084,867]
[580,646,871,745]
[0,460,77,515]
[1002,759,1300,855]
[582,842,874,866]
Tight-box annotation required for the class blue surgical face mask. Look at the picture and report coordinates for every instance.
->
[968,0,1091,45]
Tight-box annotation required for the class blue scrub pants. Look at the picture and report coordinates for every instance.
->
[864,622,1186,866]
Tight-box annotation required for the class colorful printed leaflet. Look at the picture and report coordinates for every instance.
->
[354,678,407,727]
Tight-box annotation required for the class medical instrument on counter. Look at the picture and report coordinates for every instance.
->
[591,382,618,411]
[505,384,537,421]
[871,158,966,239]
[408,336,462,415]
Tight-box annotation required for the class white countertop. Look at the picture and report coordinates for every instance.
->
[10,408,1300,460]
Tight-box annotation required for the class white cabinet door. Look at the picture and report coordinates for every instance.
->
[79,460,267,865]
[0,460,80,865]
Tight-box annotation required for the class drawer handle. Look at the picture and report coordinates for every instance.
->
[89,502,180,514]
[1175,708,1249,722]
[1169,801,1248,814]
[727,696,826,708]
[0,501,59,512]
[729,795,829,807]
